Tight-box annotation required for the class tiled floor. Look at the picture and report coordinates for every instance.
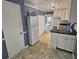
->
[10,32,72,59]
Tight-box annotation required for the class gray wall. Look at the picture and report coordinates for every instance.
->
[69,0,77,59]
[69,0,77,23]
[2,40,8,59]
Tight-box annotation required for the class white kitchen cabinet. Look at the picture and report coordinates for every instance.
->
[57,34,76,52]
[53,9,70,20]
[64,9,70,20]
[57,34,66,50]
[51,33,58,49]
[58,10,65,20]
[65,35,75,52]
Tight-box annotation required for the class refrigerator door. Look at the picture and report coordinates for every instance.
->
[27,16,39,45]
[30,26,39,45]
[30,16,39,27]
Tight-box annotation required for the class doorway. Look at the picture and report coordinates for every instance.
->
[44,15,53,32]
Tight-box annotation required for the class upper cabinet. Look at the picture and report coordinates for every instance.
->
[64,9,70,20]
[53,0,71,21]
[53,9,70,20]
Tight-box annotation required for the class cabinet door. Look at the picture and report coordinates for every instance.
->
[64,9,70,20]
[57,34,66,49]
[59,10,65,20]
[51,33,58,49]
[66,35,75,52]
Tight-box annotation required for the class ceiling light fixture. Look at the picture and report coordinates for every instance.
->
[49,0,57,10]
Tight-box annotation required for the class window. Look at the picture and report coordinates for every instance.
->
[47,16,52,23]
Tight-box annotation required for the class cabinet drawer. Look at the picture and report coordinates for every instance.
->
[66,35,76,39]
[58,34,66,38]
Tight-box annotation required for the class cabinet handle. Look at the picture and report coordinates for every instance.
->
[19,32,22,34]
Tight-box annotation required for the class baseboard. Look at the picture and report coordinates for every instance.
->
[24,45,29,48]
[8,45,29,59]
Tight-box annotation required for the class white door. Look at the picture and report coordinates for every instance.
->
[38,15,45,36]
[2,1,25,57]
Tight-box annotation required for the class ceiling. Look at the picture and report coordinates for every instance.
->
[24,0,71,12]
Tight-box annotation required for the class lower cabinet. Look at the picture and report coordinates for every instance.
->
[57,34,66,50]
[51,33,58,49]
[65,35,75,52]
[57,34,76,52]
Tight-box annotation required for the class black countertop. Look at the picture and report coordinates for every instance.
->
[50,29,77,35]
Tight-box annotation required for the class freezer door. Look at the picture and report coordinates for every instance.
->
[30,26,39,45]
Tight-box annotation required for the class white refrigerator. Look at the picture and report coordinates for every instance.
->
[27,16,39,45]
[38,15,45,36]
